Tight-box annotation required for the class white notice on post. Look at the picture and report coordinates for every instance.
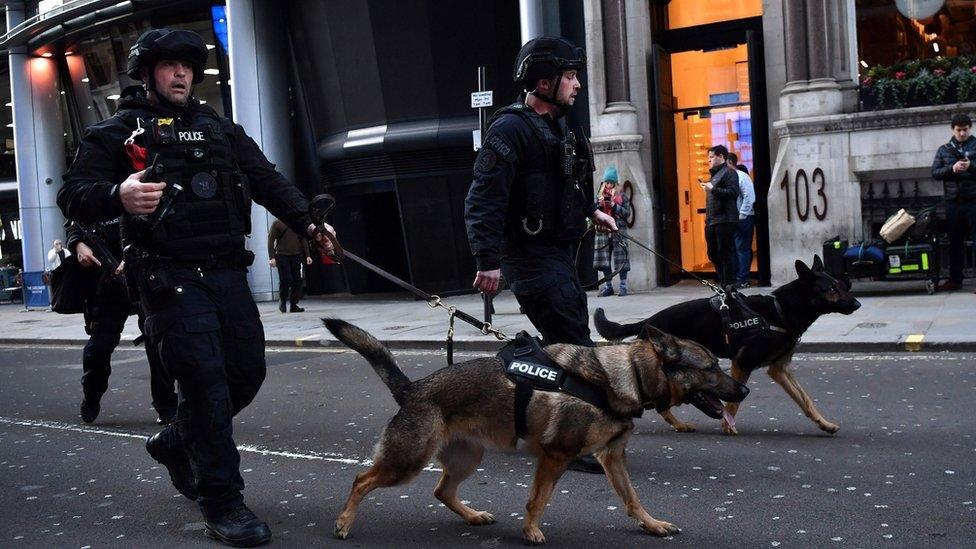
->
[471,91,493,108]
[472,129,482,151]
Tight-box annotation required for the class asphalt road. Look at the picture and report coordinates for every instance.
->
[0,344,973,548]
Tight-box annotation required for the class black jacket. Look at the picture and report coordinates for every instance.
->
[705,164,740,226]
[931,135,976,202]
[57,91,313,239]
[464,107,596,271]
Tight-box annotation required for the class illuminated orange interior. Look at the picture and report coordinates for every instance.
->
[670,45,757,273]
[667,0,763,29]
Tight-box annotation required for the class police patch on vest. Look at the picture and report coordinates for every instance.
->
[190,172,218,198]
[178,130,206,142]
[487,135,514,161]
[506,360,562,385]
[728,316,762,332]
[475,148,497,173]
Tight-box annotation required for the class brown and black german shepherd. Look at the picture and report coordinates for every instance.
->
[595,256,861,435]
[323,318,748,544]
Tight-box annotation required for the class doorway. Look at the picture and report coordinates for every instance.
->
[650,14,771,286]
[670,45,754,273]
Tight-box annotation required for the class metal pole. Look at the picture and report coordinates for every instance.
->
[477,65,494,323]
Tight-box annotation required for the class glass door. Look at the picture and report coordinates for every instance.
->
[669,45,755,274]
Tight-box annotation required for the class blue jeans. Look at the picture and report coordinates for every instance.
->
[734,215,755,284]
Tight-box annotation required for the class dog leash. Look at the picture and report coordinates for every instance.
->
[309,195,509,365]
[616,232,729,305]
[574,226,628,291]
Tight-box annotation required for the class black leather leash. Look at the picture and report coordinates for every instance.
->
[309,194,509,365]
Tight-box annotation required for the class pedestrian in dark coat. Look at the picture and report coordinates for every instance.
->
[701,144,740,287]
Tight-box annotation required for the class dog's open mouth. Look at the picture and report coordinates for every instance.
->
[688,391,734,428]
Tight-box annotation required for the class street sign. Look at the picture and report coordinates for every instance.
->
[471,90,493,108]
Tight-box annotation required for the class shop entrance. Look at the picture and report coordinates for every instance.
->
[671,46,753,273]
[650,13,771,286]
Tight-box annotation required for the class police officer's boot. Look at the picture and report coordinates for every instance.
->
[80,397,100,423]
[597,283,614,297]
[146,431,198,500]
[278,301,287,313]
[567,453,604,474]
[618,280,628,297]
[204,503,272,547]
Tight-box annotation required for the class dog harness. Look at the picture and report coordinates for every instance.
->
[497,331,631,439]
[710,290,793,355]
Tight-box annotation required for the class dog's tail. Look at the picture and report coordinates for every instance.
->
[323,318,410,405]
[593,308,643,341]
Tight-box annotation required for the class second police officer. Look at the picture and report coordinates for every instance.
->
[57,28,335,547]
[464,37,617,473]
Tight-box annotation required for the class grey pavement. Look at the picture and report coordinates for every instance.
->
[1,279,974,352]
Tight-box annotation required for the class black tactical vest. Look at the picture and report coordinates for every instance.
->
[121,109,251,263]
[491,103,593,242]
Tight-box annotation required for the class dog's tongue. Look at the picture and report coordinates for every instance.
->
[723,408,735,430]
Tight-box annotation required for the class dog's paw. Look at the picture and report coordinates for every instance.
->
[641,519,681,537]
[722,420,739,436]
[672,421,696,433]
[467,511,496,526]
[818,420,840,434]
[334,520,351,540]
[523,526,547,545]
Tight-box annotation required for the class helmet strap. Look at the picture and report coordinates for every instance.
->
[529,74,568,116]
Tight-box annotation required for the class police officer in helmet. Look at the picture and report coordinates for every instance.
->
[57,28,335,546]
[464,37,616,473]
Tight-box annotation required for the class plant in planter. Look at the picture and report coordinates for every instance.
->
[860,55,976,110]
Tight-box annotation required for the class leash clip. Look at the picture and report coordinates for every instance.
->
[124,119,145,146]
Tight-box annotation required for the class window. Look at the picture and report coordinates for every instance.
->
[667,0,762,29]
[856,0,976,67]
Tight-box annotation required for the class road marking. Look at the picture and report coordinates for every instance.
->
[0,416,440,471]
[295,334,321,347]
[904,334,925,352]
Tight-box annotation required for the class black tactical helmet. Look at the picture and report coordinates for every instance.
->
[126,28,209,84]
[513,36,585,89]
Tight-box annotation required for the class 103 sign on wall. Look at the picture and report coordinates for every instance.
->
[779,168,827,222]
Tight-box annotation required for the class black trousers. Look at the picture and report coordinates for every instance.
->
[275,253,303,305]
[945,201,976,284]
[82,281,176,417]
[143,267,266,513]
[501,244,593,346]
[705,222,738,287]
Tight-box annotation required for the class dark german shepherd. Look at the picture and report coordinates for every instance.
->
[323,318,748,544]
[595,256,860,435]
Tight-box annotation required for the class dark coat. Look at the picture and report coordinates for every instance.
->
[931,135,976,202]
[705,164,740,226]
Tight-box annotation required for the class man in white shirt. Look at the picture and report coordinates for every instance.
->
[728,153,755,289]
[47,239,70,270]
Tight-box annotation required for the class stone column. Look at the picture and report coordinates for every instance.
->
[226,0,294,302]
[779,0,842,118]
[8,1,66,291]
[602,0,629,104]
[585,0,656,290]
[783,0,809,83]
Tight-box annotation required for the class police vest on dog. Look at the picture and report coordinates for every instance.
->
[507,360,562,385]
[498,331,632,439]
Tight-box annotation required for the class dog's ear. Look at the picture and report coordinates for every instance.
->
[638,323,680,362]
[812,254,824,272]
[795,259,815,284]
